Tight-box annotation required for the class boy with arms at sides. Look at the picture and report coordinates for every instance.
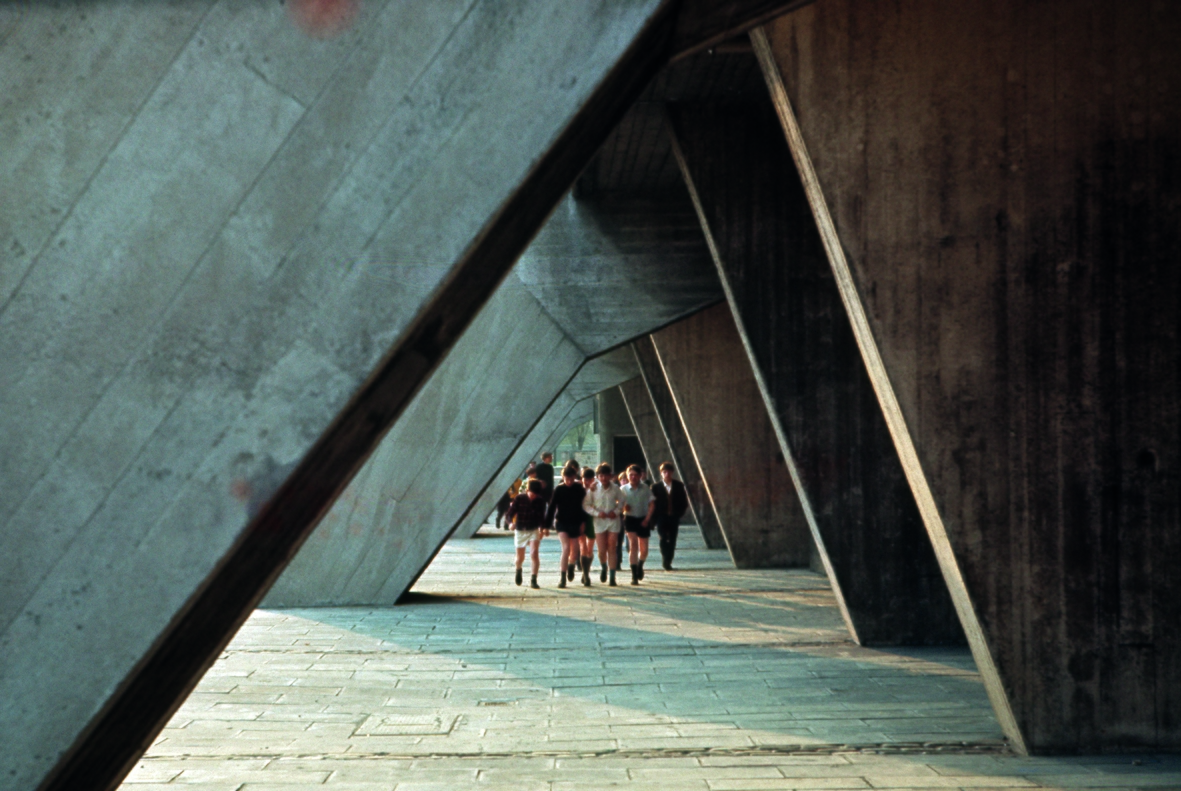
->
[652,461,690,570]
[621,464,656,585]
[547,463,588,587]
[506,478,548,589]
[584,463,626,586]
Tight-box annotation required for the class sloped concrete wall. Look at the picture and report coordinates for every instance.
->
[651,304,813,568]
[668,102,962,646]
[763,0,1181,751]
[263,276,582,606]
[632,337,727,548]
[460,396,596,539]
[0,3,666,787]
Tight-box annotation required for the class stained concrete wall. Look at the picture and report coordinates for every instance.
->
[0,3,669,787]
[651,304,813,567]
[668,102,962,645]
[266,190,720,606]
[763,0,1181,751]
[632,337,727,548]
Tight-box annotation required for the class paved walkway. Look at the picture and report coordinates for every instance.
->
[123,525,1180,790]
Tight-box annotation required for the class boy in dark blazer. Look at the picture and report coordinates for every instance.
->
[651,461,690,570]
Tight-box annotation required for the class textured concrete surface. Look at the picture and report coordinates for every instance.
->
[651,304,814,568]
[119,528,1180,789]
[0,3,667,787]
[668,101,962,646]
[632,337,727,549]
[763,0,1181,751]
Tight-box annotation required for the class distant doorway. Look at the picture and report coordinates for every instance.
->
[613,434,645,475]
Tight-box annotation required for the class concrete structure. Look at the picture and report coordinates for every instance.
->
[264,189,720,607]
[758,0,1181,753]
[651,304,814,568]
[618,376,677,481]
[459,397,596,539]
[667,102,962,646]
[632,336,727,549]
[2,0,1177,784]
[2,2,789,786]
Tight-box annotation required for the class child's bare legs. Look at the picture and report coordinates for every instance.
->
[558,533,571,573]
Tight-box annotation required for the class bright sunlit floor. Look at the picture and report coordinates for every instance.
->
[122,524,1181,790]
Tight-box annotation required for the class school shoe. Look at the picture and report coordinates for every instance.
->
[530,574,540,590]
[558,572,567,589]
[630,567,639,585]
[567,564,575,582]
[582,567,591,586]
[515,568,523,586]
[636,562,644,581]
[600,564,608,583]
[608,569,617,587]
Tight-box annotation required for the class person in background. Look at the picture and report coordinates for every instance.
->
[536,452,556,502]
[621,464,656,585]
[547,464,588,588]
[506,478,549,589]
[584,463,626,586]
[652,461,690,570]
[496,472,524,530]
[580,467,598,578]
[615,469,630,570]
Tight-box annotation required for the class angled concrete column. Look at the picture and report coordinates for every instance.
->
[758,0,1181,752]
[459,396,596,539]
[667,102,962,645]
[0,4,675,787]
[651,304,813,568]
[619,377,675,478]
[632,337,726,548]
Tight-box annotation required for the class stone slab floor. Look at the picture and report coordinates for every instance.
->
[123,525,1181,790]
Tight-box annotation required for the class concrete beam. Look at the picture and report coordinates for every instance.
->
[0,4,675,788]
[667,101,962,646]
[632,337,727,548]
[650,304,813,567]
[756,0,1181,752]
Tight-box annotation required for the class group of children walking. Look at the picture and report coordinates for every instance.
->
[501,453,690,590]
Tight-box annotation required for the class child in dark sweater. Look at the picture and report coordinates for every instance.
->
[506,478,548,588]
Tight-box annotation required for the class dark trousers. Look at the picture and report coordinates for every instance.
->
[657,517,680,567]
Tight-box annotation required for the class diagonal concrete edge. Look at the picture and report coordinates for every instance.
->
[749,26,1026,753]
[631,338,728,550]
[666,109,860,641]
[31,6,678,790]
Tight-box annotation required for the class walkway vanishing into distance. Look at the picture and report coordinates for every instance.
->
[121,527,1180,790]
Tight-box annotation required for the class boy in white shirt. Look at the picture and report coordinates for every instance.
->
[620,464,656,585]
[583,462,626,586]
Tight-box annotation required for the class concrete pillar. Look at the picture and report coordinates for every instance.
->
[667,102,962,646]
[758,0,1181,752]
[0,5,677,787]
[632,336,727,548]
[651,304,813,568]
[618,377,674,480]
[595,386,634,473]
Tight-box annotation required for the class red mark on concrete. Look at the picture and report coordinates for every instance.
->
[287,0,360,39]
